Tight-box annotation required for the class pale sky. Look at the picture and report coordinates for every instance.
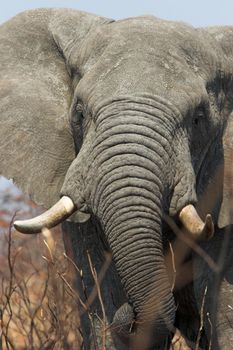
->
[1,0,233,27]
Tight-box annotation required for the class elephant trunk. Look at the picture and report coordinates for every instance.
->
[94,172,176,346]
[89,108,177,345]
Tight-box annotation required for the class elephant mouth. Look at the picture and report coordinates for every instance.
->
[13,197,214,240]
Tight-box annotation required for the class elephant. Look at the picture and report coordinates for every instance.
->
[192,225,233,349]
[1,7,233,349]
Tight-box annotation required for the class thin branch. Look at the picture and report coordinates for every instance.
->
[87,252,107,350]
[168,242,176,291]
[195,286,208,350]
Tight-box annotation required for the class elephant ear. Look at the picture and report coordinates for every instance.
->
[218,117,233,227]
[205,26,233,227]
[0,8,111,208]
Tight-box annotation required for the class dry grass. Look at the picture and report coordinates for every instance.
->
[0,224,196,350]
[0,218,208,350]
[0,222,83,350]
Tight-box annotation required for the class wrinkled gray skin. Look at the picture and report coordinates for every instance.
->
[1,8,233,349]
[193,226,233,350]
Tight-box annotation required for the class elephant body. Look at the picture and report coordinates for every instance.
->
[193,227,233,349]
[1,8,233,349]
[61,220,127,349]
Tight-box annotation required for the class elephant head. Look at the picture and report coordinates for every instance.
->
[1,9,233,348]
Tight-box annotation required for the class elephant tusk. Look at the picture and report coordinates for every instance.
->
[14,196,76,234]
[179,204,214,240]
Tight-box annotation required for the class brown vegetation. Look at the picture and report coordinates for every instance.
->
[0,217,83,349]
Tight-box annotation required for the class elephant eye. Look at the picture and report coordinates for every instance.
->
[193,109,205,127]
[71,103,85,154]
[75,110,84,122]
[75,104,84,121]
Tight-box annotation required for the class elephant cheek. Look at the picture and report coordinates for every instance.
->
[169,166,197,217]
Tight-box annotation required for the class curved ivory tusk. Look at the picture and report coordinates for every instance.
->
[179,204,214,240]
[14,196,76,234]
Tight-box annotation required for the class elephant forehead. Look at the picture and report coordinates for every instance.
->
[0,79,16,99]
[81,16,221,75]
[75,17,221,110]
[76,47,207,116]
